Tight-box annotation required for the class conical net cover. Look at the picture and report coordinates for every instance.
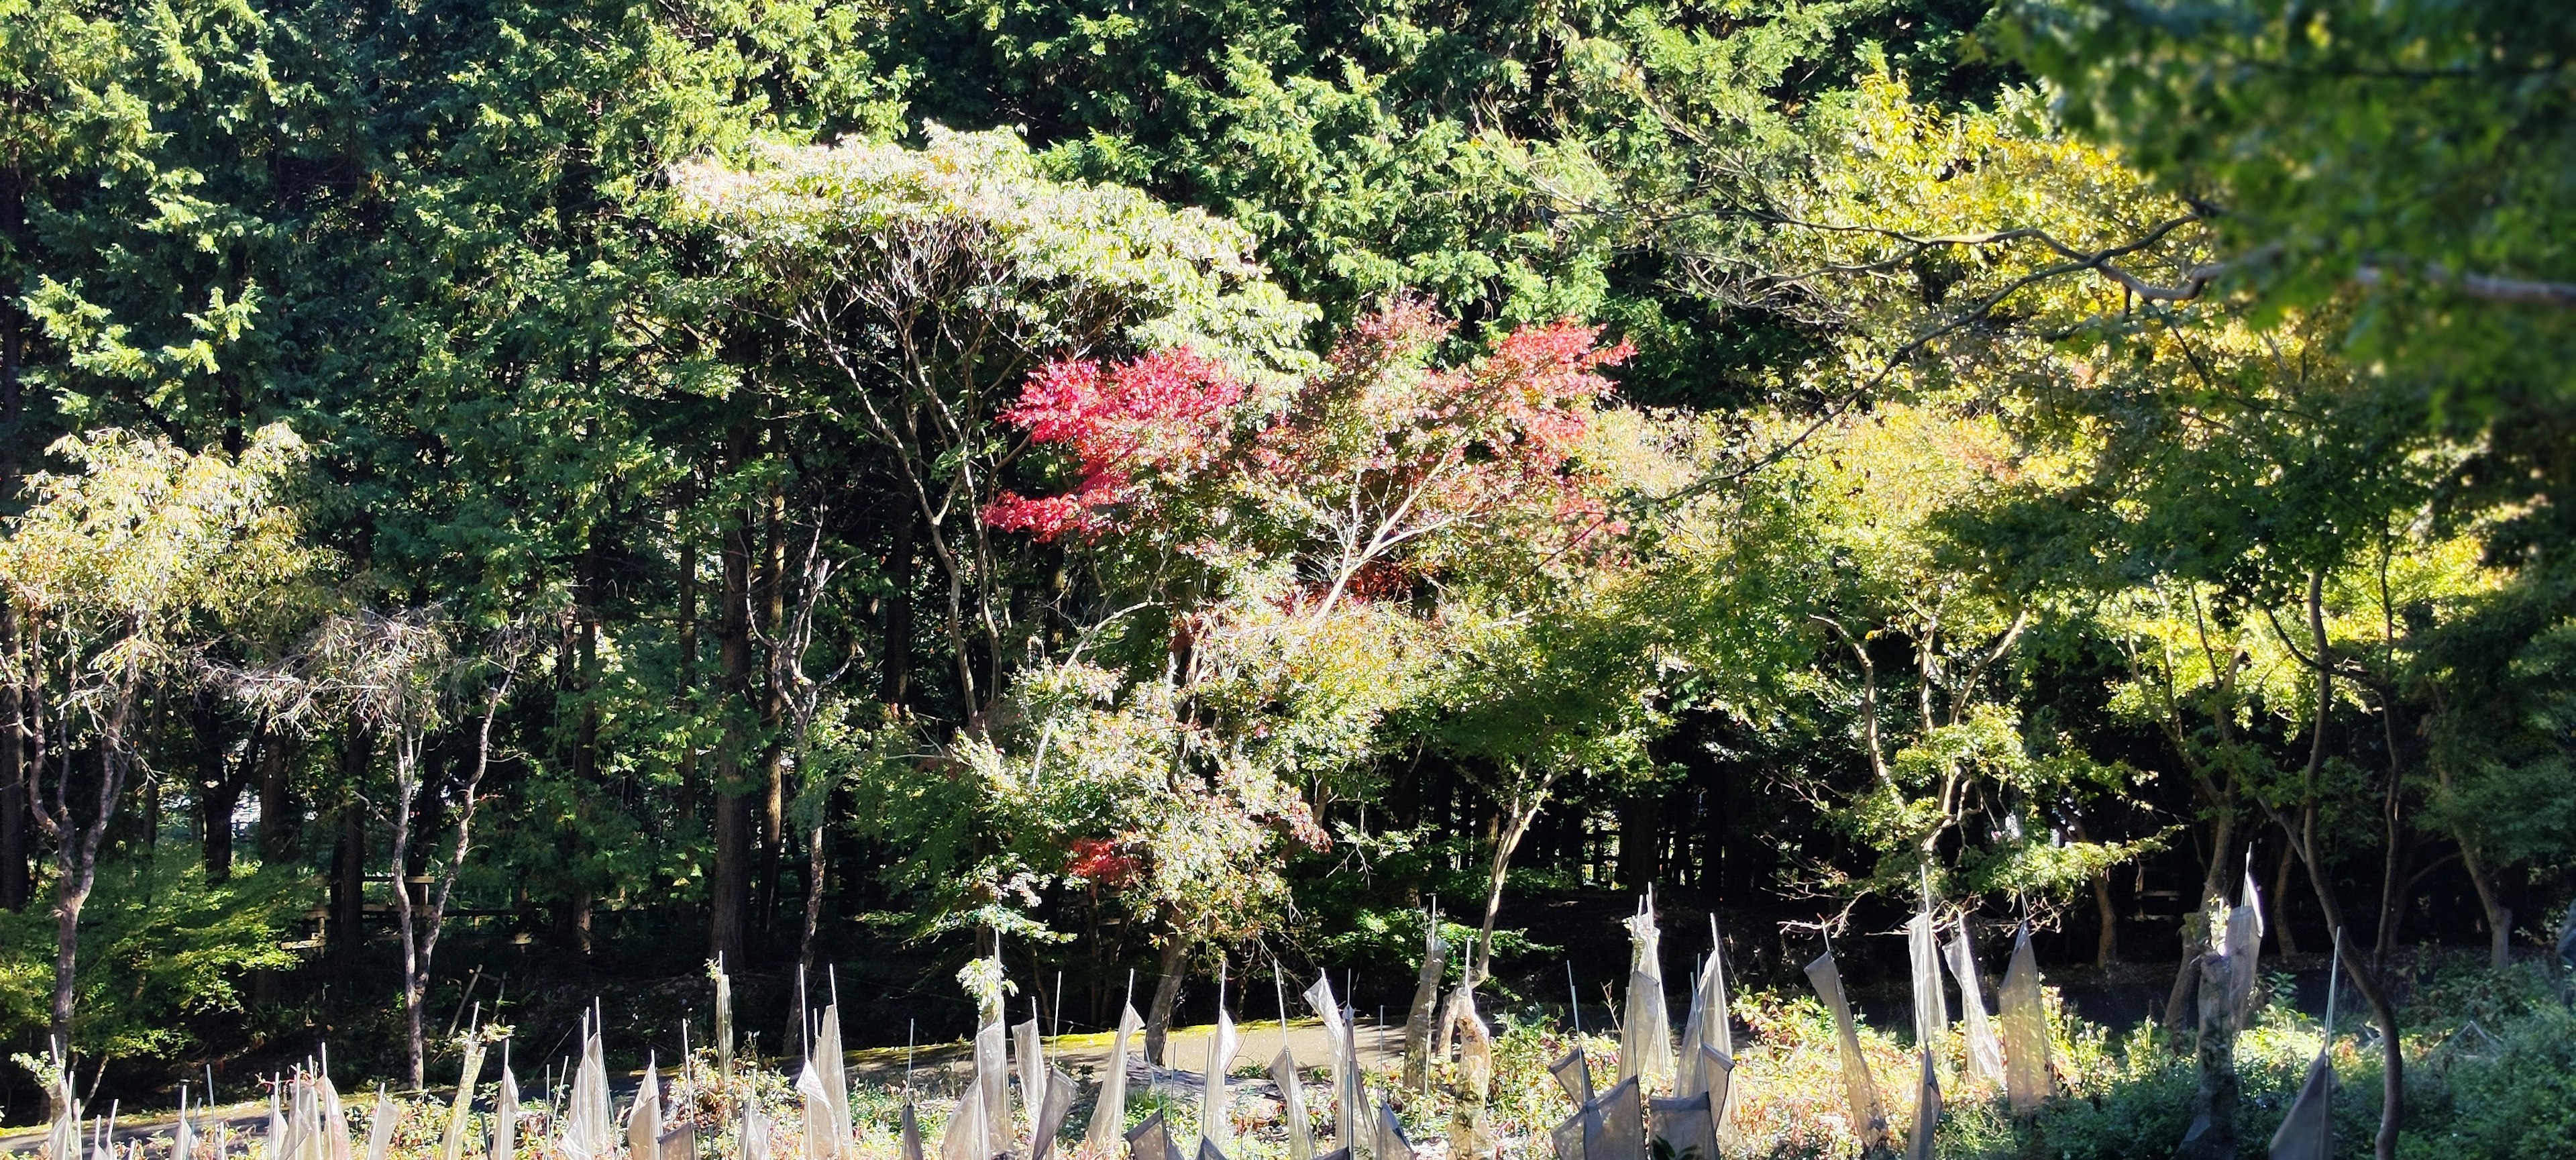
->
[1804,949,1888,1153]
[1087,1005,1144,1155]
[1999,924,2051,1116]
[1033,1066,1076,1160]
[1903,1049,1940,1160]
[1305,976,1368,1156]
[2265,1052,2334,1160]
[1617,907,1672,1084]
[1271,1048,1316,1160]
[1648,1093,1715,1160]
[1945,919,2005,1083]
[1582,1078,1645,1160]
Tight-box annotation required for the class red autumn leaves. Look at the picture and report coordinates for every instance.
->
[985,303,1633,580]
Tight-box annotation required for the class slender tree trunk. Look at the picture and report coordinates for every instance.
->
[799,823,826,976]
[388,731,427,1086]
[880,509,914,706]
[1,600,29,912]
[2271,842,2300,956]
[2284,570,2402,1160]
[2163,810,2234,1033]
[711,488,754,969]
[759,488,787,936]
[2373,700,2408,971]
[2459,845,2510,969]
[1616,792,1661,891]
[333,790,366,961]
[256,729,291,864]
[1474,776,1554,986]
[48,675,133,1053]
[1144,927,1189,1065]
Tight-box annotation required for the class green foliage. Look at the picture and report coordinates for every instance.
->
[0,849,309,1061]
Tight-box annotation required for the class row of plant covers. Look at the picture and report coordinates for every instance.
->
[3,0,2574,1155]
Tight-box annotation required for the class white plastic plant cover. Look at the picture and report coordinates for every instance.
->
[319,1069,352,1160]
[1014,1015,1049,1150]
[443,1036,488,1160]
[1902,1048,1940,1160]
[1303,974,1369,1157]
[1371,1103,1415,1160]
[1944,918,2005,1083]
[362,1088,396,1160]
[1998,923,2051,1116]
[818,1004,852,1160]
[1200,1007,1242,1152]
[491,1067,519,1160]
[1580,1077,1644,1160]
[800,1061,842,1160]
[565,1021,615,1160]
[973,1020,1012,1155]
[634,1055,667,1160]
[1616,895,1673,1084]
[1196,1138,1230,1160]
[2224,872,2267,1031]
[1032,1066,1075,1160]
[1695,1046,1734,1134]
[1271,1047,1316,1160]
[1803,948,1890,1154]
[43,1059,76,1160]
[174,1086,195,1160]
[1647,1093,1714,1160]
[1085,1005,1144,1157]
[1677,924,1733,1113]
[937,1077,985,1160]
[1401,914,1450,1091]
[1004,1015,1046,1139]
[266,1079,285,1160]
[899,1102,923,1160]
[1125,1111,1183,1160]
[1906,910,1948,1064]
[740,1106,773,1160]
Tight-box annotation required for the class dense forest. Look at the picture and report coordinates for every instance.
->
[1,0,2572,1153]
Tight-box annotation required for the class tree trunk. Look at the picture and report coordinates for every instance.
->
[759,488,787,937]
[2287,570,2402,1160]
[201,770,244,884]
[333,794,366,960]
[2460,844,2510,970]
[256,730,291,865]
[389,731,427,1086]
[2271,842,2300,956]
[1144,927,1189,1066]
[1,599,27,912]
[2162,810,2235,1033]
[2373,700,2408,971]
[1616,792,1661,892]
[880,510,914,706]
[798,823,826,976]
[50,678,132,1053]
[2092,874,2121,967]
[1474,776,1554,986]
[711,492,754,969]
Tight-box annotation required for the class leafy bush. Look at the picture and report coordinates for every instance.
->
[0,849,312,1061]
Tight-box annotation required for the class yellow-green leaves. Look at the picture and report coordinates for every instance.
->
[2,422,316,676]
